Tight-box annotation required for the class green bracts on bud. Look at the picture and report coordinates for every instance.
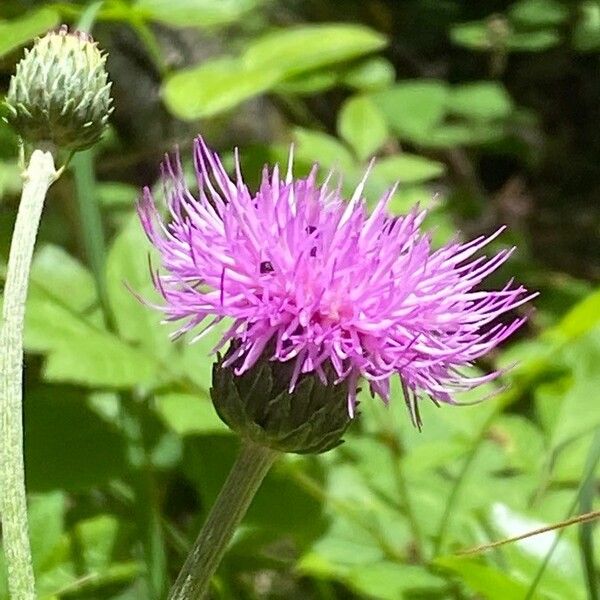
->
[5,25,112,152]
[212,345,354,454]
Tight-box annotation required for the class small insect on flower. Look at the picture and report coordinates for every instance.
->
[138,137,534,433]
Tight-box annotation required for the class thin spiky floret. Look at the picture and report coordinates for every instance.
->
[138,137,535,427]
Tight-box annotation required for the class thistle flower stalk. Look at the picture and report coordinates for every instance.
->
[168,440,279,599]
[0,26,112,596]
[0,149,58,600]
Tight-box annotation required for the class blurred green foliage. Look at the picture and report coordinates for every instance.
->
[1,0,600,598]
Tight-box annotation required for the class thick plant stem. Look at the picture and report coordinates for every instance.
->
[169,439,279,599]
[0,149,58,600]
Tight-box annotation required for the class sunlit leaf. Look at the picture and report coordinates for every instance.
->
[509,0,569,27]
[338,96,389,161]
[436,556,544,599]
[293,128,355,171]
[448,82,513,121]
[163,57,280,120]
[372,81,448,143]
[155,393,227,435]
[342,57,396,91]
[0,8,59,58]
[242,24,387,78]
[371,153,445,184]
[573,1,600,51]
[135,0,260,28]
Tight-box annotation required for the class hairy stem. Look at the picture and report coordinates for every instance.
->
[0,149,58,599]
[168,439,279,599]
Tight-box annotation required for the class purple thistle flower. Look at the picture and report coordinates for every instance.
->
[138,137,535,428]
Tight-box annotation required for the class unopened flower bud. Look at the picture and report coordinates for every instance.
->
[211,343,354,454]
[5,25,113,151]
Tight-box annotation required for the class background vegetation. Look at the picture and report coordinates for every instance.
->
[1,0,600,598]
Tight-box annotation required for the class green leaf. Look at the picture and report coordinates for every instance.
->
[135,0,259,28]
[155,393,227,435]
[371,153,445,184]
[426,123,505,147]
[242,24,387,78]
[29,492,66,574]
[338,96,388,161]
[451,20,560,52]
[448,82,513,121]
[97,182,138,208]
[509,0,569,27]
[450,21,496,51]
[25,276,163,388]
[0,8,59,59]
[342,57,396,91]
[293,128,355,172]
[275,70,338,95]
[554,287,600,340]
[547,331,600,449]
[508,30,561,50]
[435,556,543,600]
[347,563,447,600]
[371,81,448,143]
[107,215,173,361]
[163,24,385,119]
[299,516,384,575]
[0,160,21,201]
[573,2,600,52]
[162,57,280,120]
[25,289,162,387]
[30,245,97,313]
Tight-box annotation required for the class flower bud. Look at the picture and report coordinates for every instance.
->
[5,25,113,151]
[211,343,354,454]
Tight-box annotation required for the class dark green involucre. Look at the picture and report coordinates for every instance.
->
[211,344,355,454]
[5,25,112,152]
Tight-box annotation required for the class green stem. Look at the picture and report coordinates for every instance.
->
[168,439,279,599]
[0,149,59,599]
[72,149,114,329]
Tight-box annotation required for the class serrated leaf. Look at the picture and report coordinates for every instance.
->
[338,96,388,161]
[0,8,59,59]
[25,284,164,388]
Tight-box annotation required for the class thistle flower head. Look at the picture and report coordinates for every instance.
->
[139,137,534,429]
[5,25,112,151]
